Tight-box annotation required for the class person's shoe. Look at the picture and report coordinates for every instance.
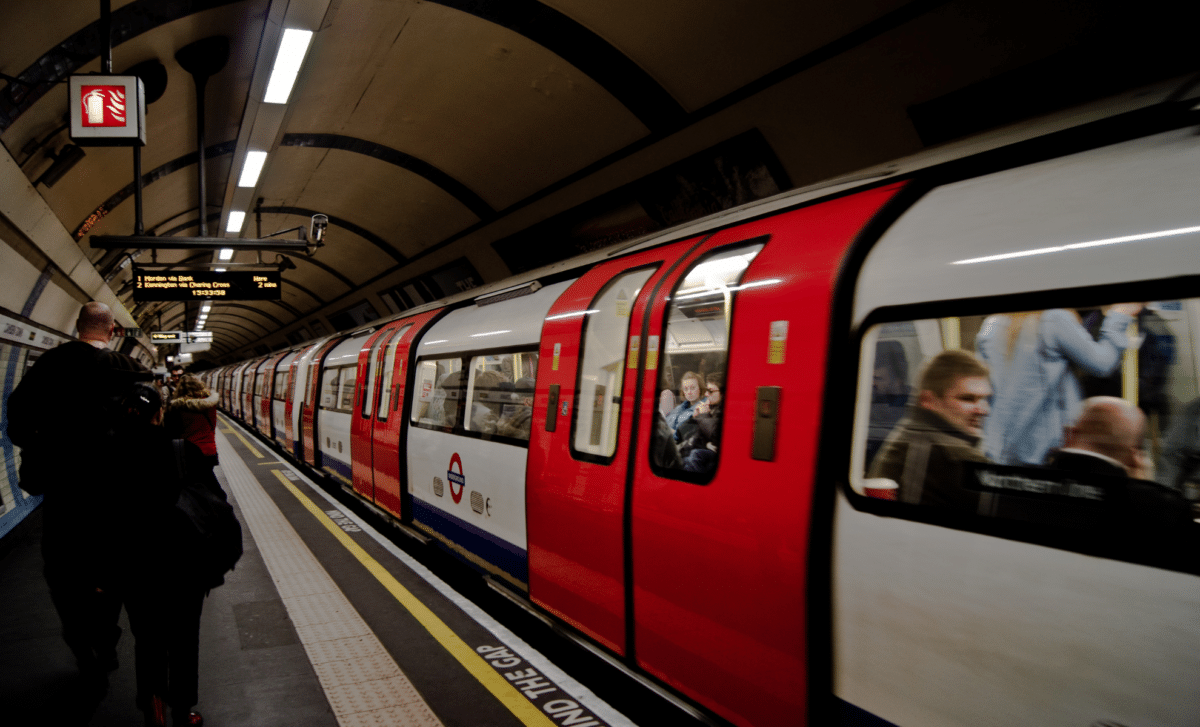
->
[173,710,203,726]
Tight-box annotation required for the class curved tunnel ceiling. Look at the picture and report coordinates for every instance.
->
[2,0,1193,365]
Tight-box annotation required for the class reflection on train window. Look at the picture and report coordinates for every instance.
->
[339,366,357,411]
[465,352,538,440]
[377,324,412,422]
[320,367,341,409]
[412,357,464,427]
[273,367,289,400]
[572,267,656,462]
[852,298,1199,563]
[651,242,764,481]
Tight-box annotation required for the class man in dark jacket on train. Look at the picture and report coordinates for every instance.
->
[867,349,992,510]
[6,301,150,678]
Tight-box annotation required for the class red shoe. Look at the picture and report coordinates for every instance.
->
[173,710,203,726]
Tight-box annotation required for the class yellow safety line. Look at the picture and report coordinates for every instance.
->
[269,470,557,727]
[218,415,262,458]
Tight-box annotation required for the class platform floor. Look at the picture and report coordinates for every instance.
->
[0,416,635,727]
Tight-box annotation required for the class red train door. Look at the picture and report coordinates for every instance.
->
[527,235,707,655]
[301,338,341,467]
[366,310,441,519]
[626,184,906,727]
[284,342,317,458]
[260,352,287,438]
[351,324,401,501]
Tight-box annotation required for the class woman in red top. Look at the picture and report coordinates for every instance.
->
[164,374,219,469]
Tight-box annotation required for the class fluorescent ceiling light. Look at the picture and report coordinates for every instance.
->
[238,151,268,187]
[201,302,212,313]
[263,29,314,104]
[226,210,246,233]
[215,268,227,273]
[218,248,234,261]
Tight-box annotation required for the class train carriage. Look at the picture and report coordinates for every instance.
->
[213,90,1200,727]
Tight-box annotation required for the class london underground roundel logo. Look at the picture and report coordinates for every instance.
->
[447,452,465,504]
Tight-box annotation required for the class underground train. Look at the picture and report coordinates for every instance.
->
[204,86,1200,727]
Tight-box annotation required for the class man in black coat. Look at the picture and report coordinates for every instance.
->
[6,301,149,676]
[1047,396,1193,566]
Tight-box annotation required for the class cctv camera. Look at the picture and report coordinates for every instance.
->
[311,214,328,243]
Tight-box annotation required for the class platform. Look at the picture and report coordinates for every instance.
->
[0,414,635,727]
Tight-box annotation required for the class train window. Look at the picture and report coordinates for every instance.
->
[377,324,412,422]
[274,367,288,400]
[320,367,341,409]
[851,297,1200,564]
[339,365,357,411]
[572,267,657,461]
[464,352,538,441]
[412,357,464,427]
[362,332,392,419]
[255,370,265,397]
[650,243,764,481]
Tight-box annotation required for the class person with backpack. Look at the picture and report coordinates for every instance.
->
[116,382,240,727]
[5,301,149,680]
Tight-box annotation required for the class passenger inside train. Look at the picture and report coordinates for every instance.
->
[857,296,1199,551]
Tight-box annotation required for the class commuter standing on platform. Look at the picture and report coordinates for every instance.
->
[164,374,220,471]
[117,383,219,727]
[5,301,149,679]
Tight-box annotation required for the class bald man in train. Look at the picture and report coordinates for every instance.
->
[6,301,149,679]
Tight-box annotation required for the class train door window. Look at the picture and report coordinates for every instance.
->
[339,365,357,411]
[572,267,657,461]
[254,371,265,397]
[650,243,764,481]
[413,357,464,427]
[465,351,539,441]
[851,296,1200,568]
[274,367,288,400]
[320,367,341,409]
[377,324,412,421]
[362,332,393,419]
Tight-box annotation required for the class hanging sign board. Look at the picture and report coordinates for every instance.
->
[133,269,281,301]
[69,75,147,146]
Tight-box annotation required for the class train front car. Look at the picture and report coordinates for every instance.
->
[834,120,1200,724]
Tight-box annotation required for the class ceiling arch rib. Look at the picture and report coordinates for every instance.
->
[78,139,236,244]
[162,310,273,337]
[281,134,494,223]
[425,0,685,131]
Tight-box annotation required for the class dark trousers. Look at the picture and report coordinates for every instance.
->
[125,581,205,712]
[43,556,123,671]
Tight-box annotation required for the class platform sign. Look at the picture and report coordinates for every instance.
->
[152,331,214,344]
[133,269,281,301]
[69,75,146,146]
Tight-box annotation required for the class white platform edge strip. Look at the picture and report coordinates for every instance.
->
[218,417,636,727]
[216,432,445,727]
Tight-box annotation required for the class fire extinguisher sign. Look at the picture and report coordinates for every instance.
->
[69,75,146,146]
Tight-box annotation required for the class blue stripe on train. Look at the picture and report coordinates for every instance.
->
[835,697,900,727]
[322,455,352,484]
[411,498,528,584]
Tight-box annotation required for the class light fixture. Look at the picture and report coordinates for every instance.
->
[263,29,314,104]
[218,248,234,261]
[226,210,246,233]
[952,225,1200,265]
[201,302,212,313]
[238,150,268,187]
[215,267,227,273]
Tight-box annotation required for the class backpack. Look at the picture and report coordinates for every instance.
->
[171,440,243,589]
